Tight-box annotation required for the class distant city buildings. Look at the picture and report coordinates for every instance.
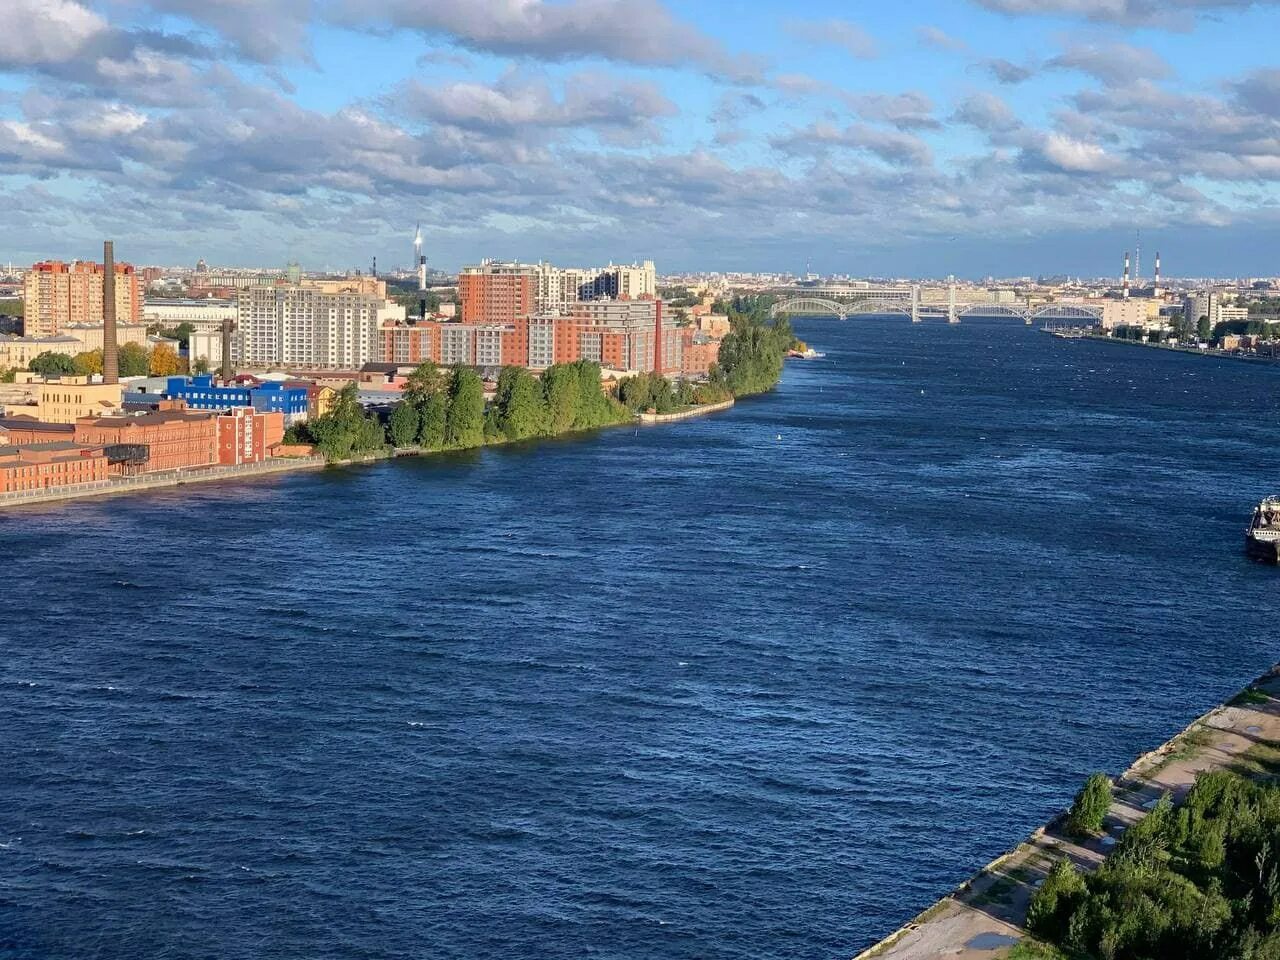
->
[23,260,143,337]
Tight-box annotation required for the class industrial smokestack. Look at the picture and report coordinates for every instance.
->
[1122,250,1131,300]
[1154,251,1161,288]
[102,240,118,384]
[220,318,235,382]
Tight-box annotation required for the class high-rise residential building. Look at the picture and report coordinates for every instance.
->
[590,261,657,301]
[458,262,538,324]
[460,259,659,323]
[23,260,143,337]
[234,286,405,368]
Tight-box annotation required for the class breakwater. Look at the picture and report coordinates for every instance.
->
[637,398,735,423]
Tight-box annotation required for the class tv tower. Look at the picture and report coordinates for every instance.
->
[413,222,427,320]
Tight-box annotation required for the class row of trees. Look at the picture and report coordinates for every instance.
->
[1028,769,1280,959]
[387,359,631,450]
[295,360,634,463]
[28,343,183,378]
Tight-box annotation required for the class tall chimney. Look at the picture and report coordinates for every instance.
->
[1122,250,1131,300]
[1154,251,1161,288]
[102,240,119,384]
[220,318,235,382]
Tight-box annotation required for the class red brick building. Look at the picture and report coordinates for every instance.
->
[0,441,108,493]
[458,263,535,324]
[0,417,75,445]
[74,408,217,474]
[216,408,285,465]
[681,331,721,378]
[383,299,683,376]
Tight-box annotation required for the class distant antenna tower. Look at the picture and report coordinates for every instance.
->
[1134,229,1142,286]
[413,222,427,319]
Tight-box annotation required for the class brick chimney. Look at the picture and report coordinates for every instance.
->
[102,240,119,384]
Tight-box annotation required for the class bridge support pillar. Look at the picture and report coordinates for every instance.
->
[910,284,920,323]
[947,277,958,324]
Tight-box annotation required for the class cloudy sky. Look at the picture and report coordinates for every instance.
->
[2,0,1280,277]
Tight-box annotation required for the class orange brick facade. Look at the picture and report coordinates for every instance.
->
[216,408,285,465]
[458,270,534,324]
[383,299,683,376]
[0,443,108,493]
[75,410,218,474]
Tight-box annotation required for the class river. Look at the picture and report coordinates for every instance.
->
[3,318,1279,959]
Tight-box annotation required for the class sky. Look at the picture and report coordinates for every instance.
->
[2,0,1280,278]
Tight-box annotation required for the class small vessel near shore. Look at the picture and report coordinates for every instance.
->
[1246,497,1280,563]
[787,347,825,360]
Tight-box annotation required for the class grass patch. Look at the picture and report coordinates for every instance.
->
[1230,687,1272,707]
[1149,725,1216,774]
[1007,941,1070,960]
[1230,738,1280,781]
[973,874,1018,906]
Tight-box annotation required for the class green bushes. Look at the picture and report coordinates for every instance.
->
[1067,773,1113,837]
[304,383,386,461]
[1029,768,1280,959]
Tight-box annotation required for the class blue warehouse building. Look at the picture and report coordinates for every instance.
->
[161,376,311,424]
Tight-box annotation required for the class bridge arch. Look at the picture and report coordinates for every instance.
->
[956,303,1028,320]
[1030,304,1104,322]
[770,297,848,320]
[844,299,913,317]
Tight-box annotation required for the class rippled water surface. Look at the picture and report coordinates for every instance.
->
[4,320,1280,959]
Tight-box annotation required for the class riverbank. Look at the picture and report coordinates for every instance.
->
[1055,330,1280,367]
[0,455,328,509]
[854,666,1280,960]
[0,396,744,510]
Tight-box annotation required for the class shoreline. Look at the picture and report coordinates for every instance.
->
[0,395,743,510]
[1059,330,1280,367]
[853,664,1280,960]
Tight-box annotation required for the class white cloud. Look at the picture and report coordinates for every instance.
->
[0,0,106,68]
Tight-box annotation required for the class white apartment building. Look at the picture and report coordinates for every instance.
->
[143,298,238,335]
[236,287,405,368]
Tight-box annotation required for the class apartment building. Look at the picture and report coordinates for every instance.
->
[23,260,142,336]
[235,286,404,368]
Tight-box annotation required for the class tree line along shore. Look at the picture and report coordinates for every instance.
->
[286,297,798,462]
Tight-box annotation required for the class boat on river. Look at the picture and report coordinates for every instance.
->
[1246,497,1280,563]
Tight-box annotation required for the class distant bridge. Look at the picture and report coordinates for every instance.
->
[770,287,1103,325]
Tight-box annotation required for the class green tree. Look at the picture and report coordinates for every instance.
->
[1027,858,1087,942]
[1197,315,1212,341]
[307,383,386,461]
[193,357,210,374]
[445,366,484,448]
[388,400,420,447]
[29,351,76,376]
[418,392,447,449]
[497,367,547,440]
[542,363,582,434]
[119,342,149,377]
[1066,772,1113,837]
[403,360,447,406]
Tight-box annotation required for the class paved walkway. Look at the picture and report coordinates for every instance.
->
[855,667,1280,960]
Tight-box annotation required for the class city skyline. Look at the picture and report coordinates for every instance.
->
[3,1,1280,275]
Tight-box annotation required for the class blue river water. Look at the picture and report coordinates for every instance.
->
[3,319,1280,959]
